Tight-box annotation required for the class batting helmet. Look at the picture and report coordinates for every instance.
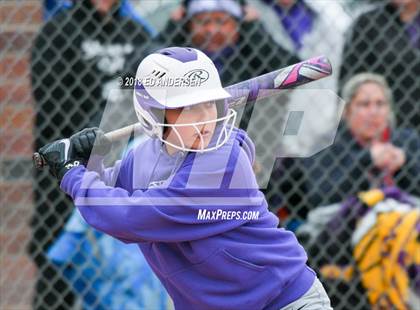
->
[133,47,236,152]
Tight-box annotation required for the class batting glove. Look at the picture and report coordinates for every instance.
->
[70,127,111,161]
[38,138,84,181]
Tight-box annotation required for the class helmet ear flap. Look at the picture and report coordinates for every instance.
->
[135,108,162,138]
[149,108,165,138]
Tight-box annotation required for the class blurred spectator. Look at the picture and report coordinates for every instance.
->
[30,1,152,308]
[339,0,420,130]
[129,0,182,33]
[153,0,300,85]
[151,0,300,147]
[253,0,350,80]
[42,0,157,36]
[43,0,72,19]
[306,187,419,309]
[47,209,172,310]
[169,0,253,24]
[252,0,352,154]
[271,73,420,224]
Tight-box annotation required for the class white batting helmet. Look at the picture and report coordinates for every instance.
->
[133,47,237,152]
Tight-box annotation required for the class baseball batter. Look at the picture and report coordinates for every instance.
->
[39,47,332,309]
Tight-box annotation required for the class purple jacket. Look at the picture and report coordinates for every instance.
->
[61,127,315,309]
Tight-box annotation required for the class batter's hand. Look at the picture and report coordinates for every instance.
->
[38,138,84,180]
[70,127,111,160]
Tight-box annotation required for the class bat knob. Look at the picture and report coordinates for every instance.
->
[33,152,45,170]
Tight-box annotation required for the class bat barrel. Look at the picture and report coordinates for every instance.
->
[226,55,332,106]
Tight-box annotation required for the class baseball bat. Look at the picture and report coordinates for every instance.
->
[33,55,332,169]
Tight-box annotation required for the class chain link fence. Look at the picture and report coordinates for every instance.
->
[1,0,419,309]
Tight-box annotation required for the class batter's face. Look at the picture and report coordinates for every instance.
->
[189,12,239,53]
[345,82,390,142]
[164,101,218,153]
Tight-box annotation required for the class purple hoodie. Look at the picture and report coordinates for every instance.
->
[60,127,315,309]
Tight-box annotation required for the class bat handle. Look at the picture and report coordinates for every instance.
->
[33,152,46,170]
[32,124,142,170]
[105,123,140,142]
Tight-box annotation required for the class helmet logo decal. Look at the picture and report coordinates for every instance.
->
[184,69,209,84]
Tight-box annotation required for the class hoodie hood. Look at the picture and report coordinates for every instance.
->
[236,127,255,165]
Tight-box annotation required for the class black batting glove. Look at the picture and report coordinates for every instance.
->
[70,127,112,161]
[38,139,85,181]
